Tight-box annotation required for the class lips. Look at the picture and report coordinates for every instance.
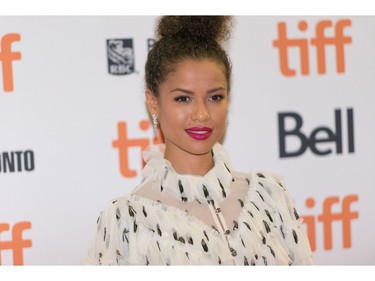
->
[185,127,213,140]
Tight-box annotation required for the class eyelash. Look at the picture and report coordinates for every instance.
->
[174,96,191,103]
[174,94,225,103]
[209,94,225,102]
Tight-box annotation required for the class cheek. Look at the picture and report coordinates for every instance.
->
[159,106,190,127]
[211,106,228,124]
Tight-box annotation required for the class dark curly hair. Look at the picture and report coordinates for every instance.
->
[145,16,233,97]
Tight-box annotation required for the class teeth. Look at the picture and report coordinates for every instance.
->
[188,130,208,134]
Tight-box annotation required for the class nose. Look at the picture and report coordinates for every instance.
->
[191,101,210,122]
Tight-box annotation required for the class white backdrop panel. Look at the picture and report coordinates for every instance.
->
[0,16,374,265]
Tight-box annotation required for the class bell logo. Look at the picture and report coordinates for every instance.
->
[112,119,164,178]
[0,33,21,92]
[273,19,352,76]
[0,221,32,265]
[278,108,355,158]
[302,195,359,251]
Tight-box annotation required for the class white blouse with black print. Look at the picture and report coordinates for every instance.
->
[82,143,313,265]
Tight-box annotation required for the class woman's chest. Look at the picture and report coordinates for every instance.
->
[124,197,293,265]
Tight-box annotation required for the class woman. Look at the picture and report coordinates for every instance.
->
[82,16,313,265]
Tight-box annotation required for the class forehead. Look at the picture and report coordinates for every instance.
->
[162,59,227,87]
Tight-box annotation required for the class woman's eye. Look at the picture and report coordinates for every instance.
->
[209,94,224,102]
[174,96,191,102]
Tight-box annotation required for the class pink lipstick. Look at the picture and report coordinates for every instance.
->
[185,127,213,140]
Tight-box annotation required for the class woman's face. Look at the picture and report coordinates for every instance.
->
[147,59,229,158]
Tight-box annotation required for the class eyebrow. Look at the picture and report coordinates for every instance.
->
[169,87,227,94]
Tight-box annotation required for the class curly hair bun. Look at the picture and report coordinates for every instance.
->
[156,16,232,43]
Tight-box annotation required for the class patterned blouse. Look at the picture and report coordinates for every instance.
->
[82,143,313,265]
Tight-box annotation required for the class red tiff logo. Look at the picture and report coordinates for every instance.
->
[273,19,352,76]
[112,119,164,178]
[0,34,21,92]
[302,195,358,251]
[0,221,32,265]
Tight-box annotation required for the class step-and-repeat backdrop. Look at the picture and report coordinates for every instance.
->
[0,16,374,265]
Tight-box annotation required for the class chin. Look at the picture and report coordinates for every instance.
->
[186,140,217,155]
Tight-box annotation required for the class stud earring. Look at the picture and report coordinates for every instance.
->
[152,114,158,134]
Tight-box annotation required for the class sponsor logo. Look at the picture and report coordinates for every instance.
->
[112,119,164,178]
[107,38,135,75]
[302,194,359,251]
[278,108,354,158]
[273,19,352,76]
[0,150,35,173]
[0,33,21,93]
[0,221,32,265]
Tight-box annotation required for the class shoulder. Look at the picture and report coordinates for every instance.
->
[82,194,133,265]
[96,194,132,227]
[254,171,297,212]
[251,171,287,197]
[246,171,313,264]
[233,170,286,193]
[234,170,299,217]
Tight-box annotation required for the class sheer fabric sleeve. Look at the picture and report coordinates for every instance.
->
[258,171,314,265]
[81,197,130,265]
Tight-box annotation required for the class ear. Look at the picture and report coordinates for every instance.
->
[145,89,159,116]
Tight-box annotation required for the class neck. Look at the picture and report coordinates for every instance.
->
[164,146,214,176]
